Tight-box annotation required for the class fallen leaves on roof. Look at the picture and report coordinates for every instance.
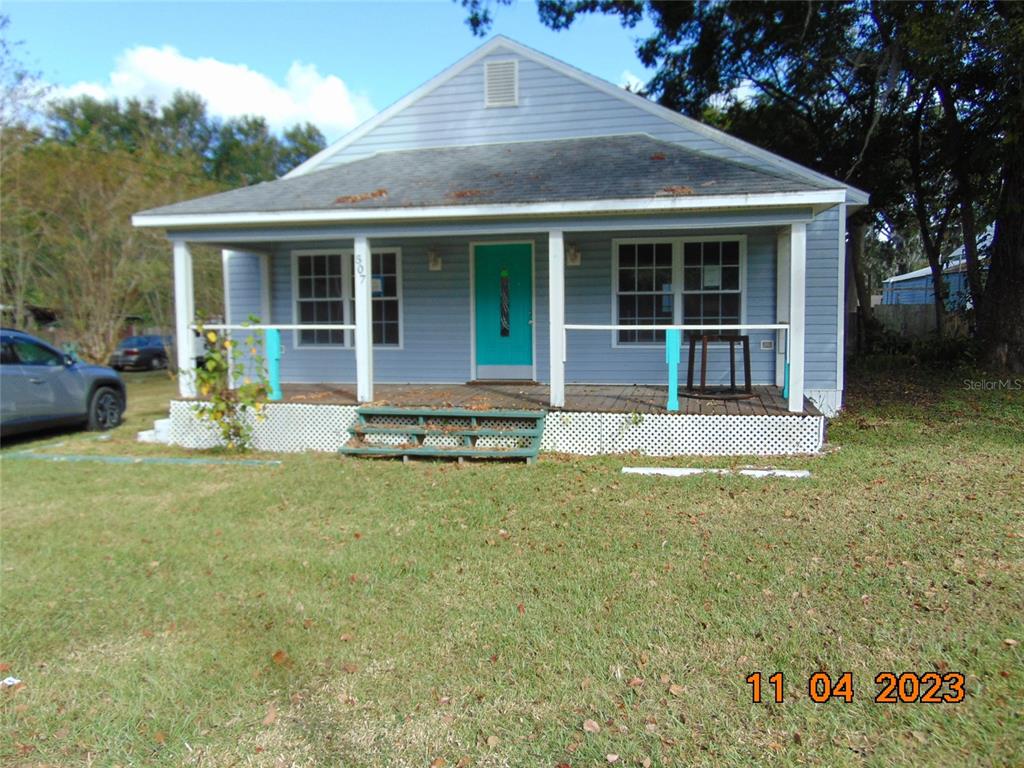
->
[334,188,388,204]
[657,185,695,196]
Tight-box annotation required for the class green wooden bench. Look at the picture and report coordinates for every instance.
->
[339,407,546,463]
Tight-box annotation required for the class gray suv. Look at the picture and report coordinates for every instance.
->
[0,329,126,437]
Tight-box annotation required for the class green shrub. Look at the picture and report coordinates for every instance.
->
[192,319,269,450]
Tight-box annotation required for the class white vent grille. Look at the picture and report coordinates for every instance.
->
[485,60,518,107]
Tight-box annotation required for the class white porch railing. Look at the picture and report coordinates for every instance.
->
[194,324,356,332]
[561,323,790,363]
[562,323,792,412]
[190,323,356,401]
[173,240,376,402]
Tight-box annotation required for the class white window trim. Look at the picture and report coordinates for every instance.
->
[610,235,748,349]
[484,58,519,108]
[290,247,404,350]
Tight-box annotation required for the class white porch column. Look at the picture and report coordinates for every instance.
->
[173,240,197,398]
[787,223,807,413]
[353,235,374,403]
[775,231,791,388]
[548,230,566,408]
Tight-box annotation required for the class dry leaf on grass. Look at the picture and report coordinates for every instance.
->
[606,755,619,764]
[430,758,446,768]
[271,649,290,666]
[628,677,644,688]
[668,683,684,696]
[486,735,500,747]
[583,719,601,734]
[263,703,277,725]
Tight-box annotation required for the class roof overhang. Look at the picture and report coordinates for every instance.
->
[133,189,846,232]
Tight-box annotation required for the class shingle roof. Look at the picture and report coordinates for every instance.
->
[136,134,835,218]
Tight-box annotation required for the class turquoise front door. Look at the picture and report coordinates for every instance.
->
[474,243,533,380]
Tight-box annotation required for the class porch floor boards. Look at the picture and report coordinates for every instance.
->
[278,383,821,417]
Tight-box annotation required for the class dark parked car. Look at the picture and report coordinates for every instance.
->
[0,329,126,437]
[108,335,170,371]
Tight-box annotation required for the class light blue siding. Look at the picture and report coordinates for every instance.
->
[227,225,849,388]
[562,230,776,386]
[882,271,970,309]
[226,252,263,322]
[323,52,799,175]
[268,239,471,383]
[805,209,839,390]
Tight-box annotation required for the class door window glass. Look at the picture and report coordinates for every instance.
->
[12,339,63,366]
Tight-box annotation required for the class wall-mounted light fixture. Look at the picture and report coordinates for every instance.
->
[566,243,582,267]
[427,249,443,271]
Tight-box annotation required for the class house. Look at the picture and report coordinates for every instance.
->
[133,36,868,457]
[881,225,993,309]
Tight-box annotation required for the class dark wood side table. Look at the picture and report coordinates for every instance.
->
[686,334,752,395]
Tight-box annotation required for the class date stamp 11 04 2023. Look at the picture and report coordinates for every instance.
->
[745,671,966,704]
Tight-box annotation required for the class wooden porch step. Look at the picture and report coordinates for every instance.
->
[339,443,539,461]
[355,406,544,420]
[341,405,545,463]
[353,426,542,438]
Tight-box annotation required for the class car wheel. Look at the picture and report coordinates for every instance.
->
[87,387,124,431]
[150,356,167,370]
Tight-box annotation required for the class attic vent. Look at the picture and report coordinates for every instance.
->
[484,59,518,108]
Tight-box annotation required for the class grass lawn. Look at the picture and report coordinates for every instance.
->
[1,368,1021,766]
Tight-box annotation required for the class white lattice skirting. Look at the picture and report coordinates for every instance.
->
[169,401,359,453]
[168,401,824,456]
[540,411,823,456]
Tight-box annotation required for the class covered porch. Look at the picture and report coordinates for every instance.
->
[164,217,815,415]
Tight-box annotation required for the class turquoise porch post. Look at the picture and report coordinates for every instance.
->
[782,329,790,400]
[265,328,282,401]
[665,328,680,412]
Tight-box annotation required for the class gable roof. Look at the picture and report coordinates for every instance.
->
[134,134,844,226]
[287,35,868,205]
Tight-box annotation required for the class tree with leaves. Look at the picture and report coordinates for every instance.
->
[0,16,50,328]
[1,12,328,359]
[48,91,327,185]
[12,136,222,362]
[462,0,1024,369]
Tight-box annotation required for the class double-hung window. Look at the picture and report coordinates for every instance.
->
[296,253,346,346]
[294,249,401,347]
[614,237,744,344]
[682,240,742,332]
[615,242,674,343]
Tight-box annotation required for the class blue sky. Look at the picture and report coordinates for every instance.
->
[6,1,654,141]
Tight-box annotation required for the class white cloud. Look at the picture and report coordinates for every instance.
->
[619,69,646,93]
[53,45,376,139]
